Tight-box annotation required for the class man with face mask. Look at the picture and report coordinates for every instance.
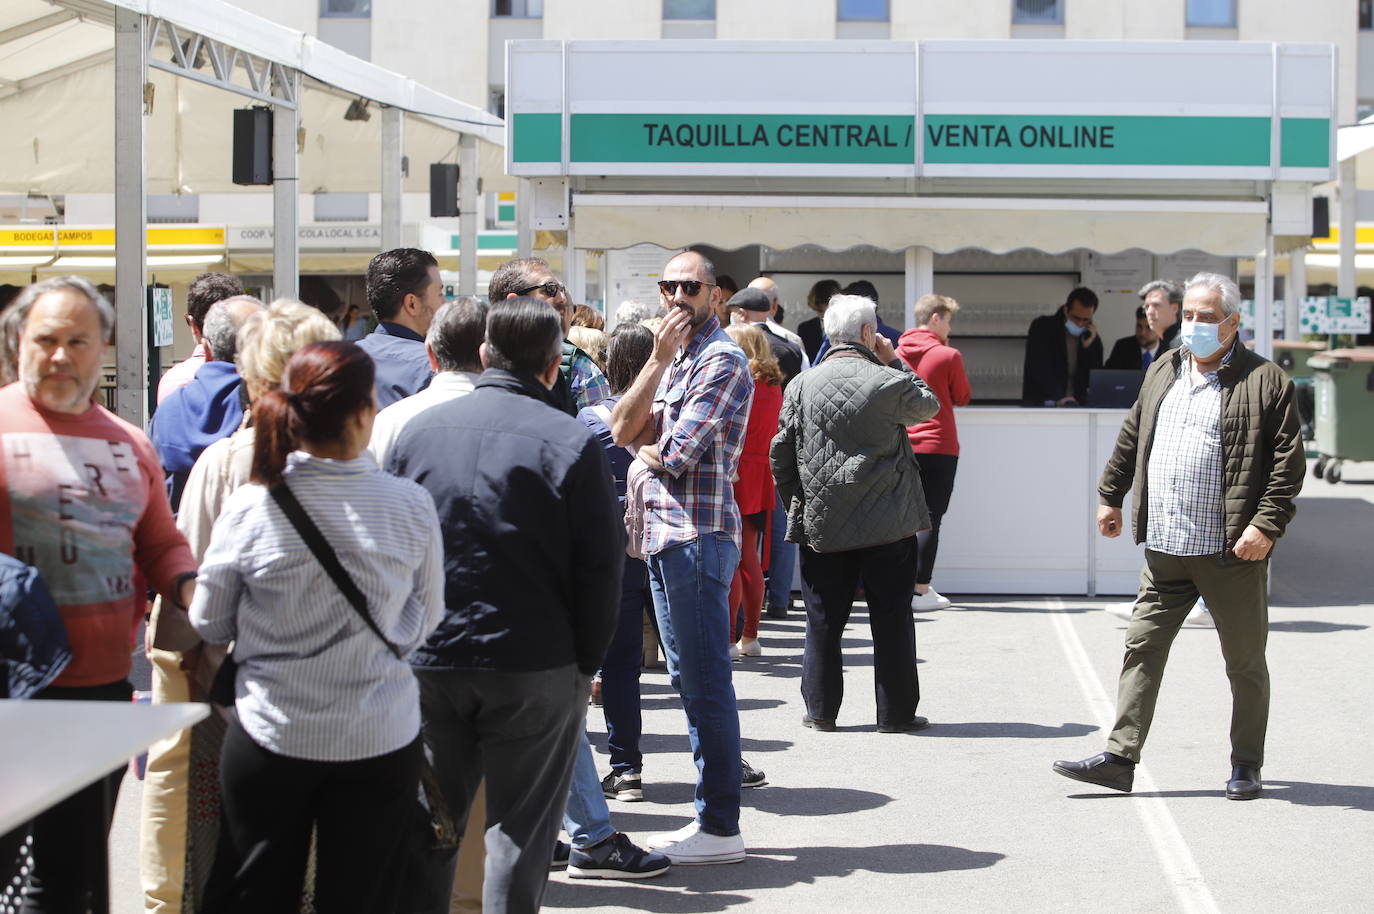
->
[1021,287,1103,406]
[1053,272,1304,802]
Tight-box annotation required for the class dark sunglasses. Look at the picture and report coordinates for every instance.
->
[657,279,714,297]
[516,281,567,299]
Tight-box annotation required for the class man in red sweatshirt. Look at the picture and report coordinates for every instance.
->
[1,276,197,911]
[896,294,972,611]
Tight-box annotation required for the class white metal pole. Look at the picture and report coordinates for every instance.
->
[459,134,478,295]
[381,106,403,253]
[1286,249,1306,339]
[1338,158,1357,298]
[1255,228,1274,360]
[903,246,934,330]
[516,178,533,258]
[114,8,148,426]
[273,70,301,299]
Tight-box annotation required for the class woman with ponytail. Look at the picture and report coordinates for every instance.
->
[189,341,444,913]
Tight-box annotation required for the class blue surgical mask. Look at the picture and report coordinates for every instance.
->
[1064,319,1087,338]
[1181,319,1227,360]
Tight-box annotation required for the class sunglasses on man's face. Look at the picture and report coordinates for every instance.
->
[658,280,713,298]
[516,281,567,300]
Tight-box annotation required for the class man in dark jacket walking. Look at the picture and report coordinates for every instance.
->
[771,293,941,734]
[1053,273,1304,801]
[385,298,624,913]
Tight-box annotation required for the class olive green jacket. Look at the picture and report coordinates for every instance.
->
[1099,341,1304,553]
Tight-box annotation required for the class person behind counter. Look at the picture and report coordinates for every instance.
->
[1105,307,1164,372]
[1021,286,1102,406]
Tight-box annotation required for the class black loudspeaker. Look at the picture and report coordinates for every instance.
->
[1313,196,1330,239]
[232,107,273,186]
[430,163,459,217]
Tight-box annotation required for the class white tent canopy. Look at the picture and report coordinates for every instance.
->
[0,0,505,426]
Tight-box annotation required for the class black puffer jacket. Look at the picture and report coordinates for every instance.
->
[771,344,940,553]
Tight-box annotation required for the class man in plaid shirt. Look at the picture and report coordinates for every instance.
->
[1054,272,1303,802]
[611,250,754,865]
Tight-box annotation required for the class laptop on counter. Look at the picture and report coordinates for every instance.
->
[1088,369,1144,408]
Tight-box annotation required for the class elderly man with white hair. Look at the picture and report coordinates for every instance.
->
[1054,272,1304,801]
[770,293,940,734]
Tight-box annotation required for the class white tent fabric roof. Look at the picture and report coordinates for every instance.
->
[0,0,510,195]
[571,194,1272,257]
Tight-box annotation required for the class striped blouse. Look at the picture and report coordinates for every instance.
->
[190,451,444,761]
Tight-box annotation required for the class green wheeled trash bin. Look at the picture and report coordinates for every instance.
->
[1309,348,1374,483]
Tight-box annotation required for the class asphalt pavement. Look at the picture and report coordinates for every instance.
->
[107,464,1374,913]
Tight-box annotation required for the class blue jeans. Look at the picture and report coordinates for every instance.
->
[766,491,797,609]
[600,557,648,775]
[646,532,742,837]
[563,725,615,849]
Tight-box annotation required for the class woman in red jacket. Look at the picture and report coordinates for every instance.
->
[895,294,972,611]
[724,324,784,657]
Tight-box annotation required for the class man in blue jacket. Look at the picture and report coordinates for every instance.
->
[385,298,624,913]
[149,295,263,511]
[357,247,444,408]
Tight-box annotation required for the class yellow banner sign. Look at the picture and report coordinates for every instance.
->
[147,227,226,246]
[0,229,55,247]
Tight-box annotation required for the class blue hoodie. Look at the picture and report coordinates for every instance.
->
[150,360,244,512]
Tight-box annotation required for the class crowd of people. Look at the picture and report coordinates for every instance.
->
[0,247,1303,914]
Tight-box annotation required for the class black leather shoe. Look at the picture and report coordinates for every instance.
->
[1226,765,1262,800]
[765,603,789,620]
[1052,753,1135,793]
[877,716,930,733]
[802,715,836,732]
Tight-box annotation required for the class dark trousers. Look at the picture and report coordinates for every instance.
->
[913,453,958,586]
[406,665,588,914]
[1107,549,1271,767]
[601,557,649,775]
[205,721,421,914]
[19,679,132,914]
[799,536,921,726]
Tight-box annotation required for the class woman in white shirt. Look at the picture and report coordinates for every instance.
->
[190,340,444,913]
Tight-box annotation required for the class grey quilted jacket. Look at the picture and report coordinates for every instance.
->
[770,344,941,553]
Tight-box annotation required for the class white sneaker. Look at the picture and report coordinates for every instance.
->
[1104,602,1135,621]
[646,820,702,851]
[728,642,740,661]
[1184,599,1215,627]
[737,638,762,657]
[652,823,746,866]
[911,589,952,611]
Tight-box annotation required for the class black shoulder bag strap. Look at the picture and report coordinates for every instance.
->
[269,482,402,660]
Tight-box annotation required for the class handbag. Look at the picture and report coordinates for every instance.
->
[267,482,459,852]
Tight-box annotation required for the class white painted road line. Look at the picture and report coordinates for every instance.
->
[1048,599,1222,914]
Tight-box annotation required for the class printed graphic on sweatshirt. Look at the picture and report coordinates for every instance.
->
[4,433,141,605]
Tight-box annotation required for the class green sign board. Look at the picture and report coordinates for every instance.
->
[515,112,1329,170]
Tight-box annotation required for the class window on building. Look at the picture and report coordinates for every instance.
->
[664,0,715,19]
[492,0,543,16]
[1186,0,1236,28]
[320,0,370,17]
[1361,0,1372,30]
[1011,0,1062,25]
[837,0,889,22]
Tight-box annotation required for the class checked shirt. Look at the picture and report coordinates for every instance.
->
[1145,347,1234,556]
[641,315,753,555]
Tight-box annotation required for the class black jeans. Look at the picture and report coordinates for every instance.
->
[799,536,921,726]
[600,557,649,775]
[19,679,133,914]
[205,720,422,914]
[913,453,958,587]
